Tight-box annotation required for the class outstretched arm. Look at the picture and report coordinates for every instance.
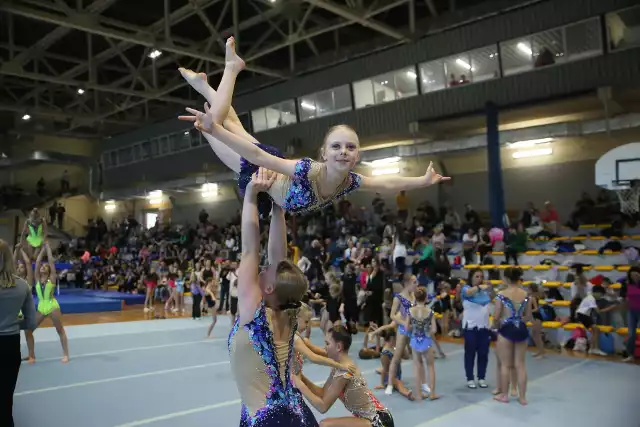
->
[179,105,298,178]
[237,169,276,325]
[359,161,450,192]
[268,204,287,265]
[45,242,57,282]
[295,374,346,414]
[294,338,356,373]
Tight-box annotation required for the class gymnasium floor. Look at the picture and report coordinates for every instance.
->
[16,316,639,427]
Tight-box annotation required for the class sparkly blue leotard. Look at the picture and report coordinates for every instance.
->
[409,310,434,352]
[238,145,361,216]
[496,294,530,343]
[394,293,415,337]
[228,302,318,427]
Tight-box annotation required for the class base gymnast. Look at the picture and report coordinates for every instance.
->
[228,167,318,426]
[294,325,395,427]
[178,37,450,217]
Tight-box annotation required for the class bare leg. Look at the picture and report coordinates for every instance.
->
[50,310,69,363]
[426,348,440,400]
[23,330,36,363]
[412,350,424,402]
[493,336,512,403]
[386,334,408,395]
[514,341,528,405]
[532,320,545,357]
[206,309,218,337]
[433,336,446,358]
[510,368,518,397]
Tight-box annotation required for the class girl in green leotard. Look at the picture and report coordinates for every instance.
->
[21,208,48,259]
[34,242,69,363]
[13,243,36,363]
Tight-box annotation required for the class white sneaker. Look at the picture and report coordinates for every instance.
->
[467,380,477,389]
[589,349,607,357]
[143,307,150,312]
[622,356,635,363]
[478,379,488,388]
[384,385,393,395]
[422,384,431,393]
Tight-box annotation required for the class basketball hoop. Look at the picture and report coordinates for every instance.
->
[611,180,640,215]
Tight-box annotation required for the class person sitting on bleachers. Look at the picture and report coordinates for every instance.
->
[575,285,612,356]
[540,201,559,234]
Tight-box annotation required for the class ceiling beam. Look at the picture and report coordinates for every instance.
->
[0,1,286,79]
[303,0,409,41]
[0,66,194,105]
[424,0,438,16]
[0,102,141,127]
[13,0,229,105]
[88,0,412,122]
[8,0,119,67]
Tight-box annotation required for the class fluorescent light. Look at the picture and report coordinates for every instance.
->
[512,148,553,159]
[362,156,401,166]
[517,42,532,56]
[455,58,475,71]
[104,200,116,212]
[77,88,85,95]
[300,101,316,111]
[184,131,190,135]
[406,70,417,79]
[372,167,400,176]
[507,138,554,149]
[147,190,162,201]
[22,114,31,121]
[148,49,163,59]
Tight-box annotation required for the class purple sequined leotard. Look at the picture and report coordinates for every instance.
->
[238,145,361,216]
[228,302,318,427]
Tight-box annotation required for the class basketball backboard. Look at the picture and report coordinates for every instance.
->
[595,142,640,190]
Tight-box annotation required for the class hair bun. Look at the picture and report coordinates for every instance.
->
[279,301,302,311]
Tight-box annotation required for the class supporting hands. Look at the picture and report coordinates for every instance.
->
[246,167,277,196]
[178,103,214,134]
[423,162,451,186]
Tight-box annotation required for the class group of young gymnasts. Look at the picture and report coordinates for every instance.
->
[173,36,535,426]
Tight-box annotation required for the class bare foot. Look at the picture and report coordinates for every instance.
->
[429,393,441,401]
[533,352,545,359]
[374,385,385,390]
[518,397,528,406]
[492,389,500,395]
[178,68,210,96]
[375,368,382,375]
[61,356,69,364]
[510,388,519,398]
[225,37,245,73]
[493,394,509,403]
[28,357,36,365]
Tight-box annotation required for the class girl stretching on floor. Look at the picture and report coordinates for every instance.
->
[492,267,532,405]
[375,330,414,400]
[178,38,449,217]
[385,273,417,396]
[14,243,36,363]
[294,325,394,427]
[34,242,69,363]
[406,287,440,401]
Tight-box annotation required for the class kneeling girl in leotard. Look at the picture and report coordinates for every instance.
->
[14,243,36,363]
[492,267,532,406]
[294,325,395,427]
[293,304,356,377]
[34,242,69,363]
[406,287,440,401]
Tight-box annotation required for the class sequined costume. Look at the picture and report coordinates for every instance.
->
[333,369,394,427]
[380,348,402,385]
[228,303,318,427]
[394,293,415,337]
[495,294,530,343]
[408,310,434,353]
[238,144,361,216]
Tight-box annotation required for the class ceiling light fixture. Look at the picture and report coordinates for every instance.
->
[148,49,163,59]
[455,59,475,71]
[517,42,533,56]
[406,70,417,79]
[300,102,316,111]
[22,114,31,121]
[362,156,401,166]
[512,148,553,159]
[77,88,85,95]
[371,167,400,176]
[507,137,554,149]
